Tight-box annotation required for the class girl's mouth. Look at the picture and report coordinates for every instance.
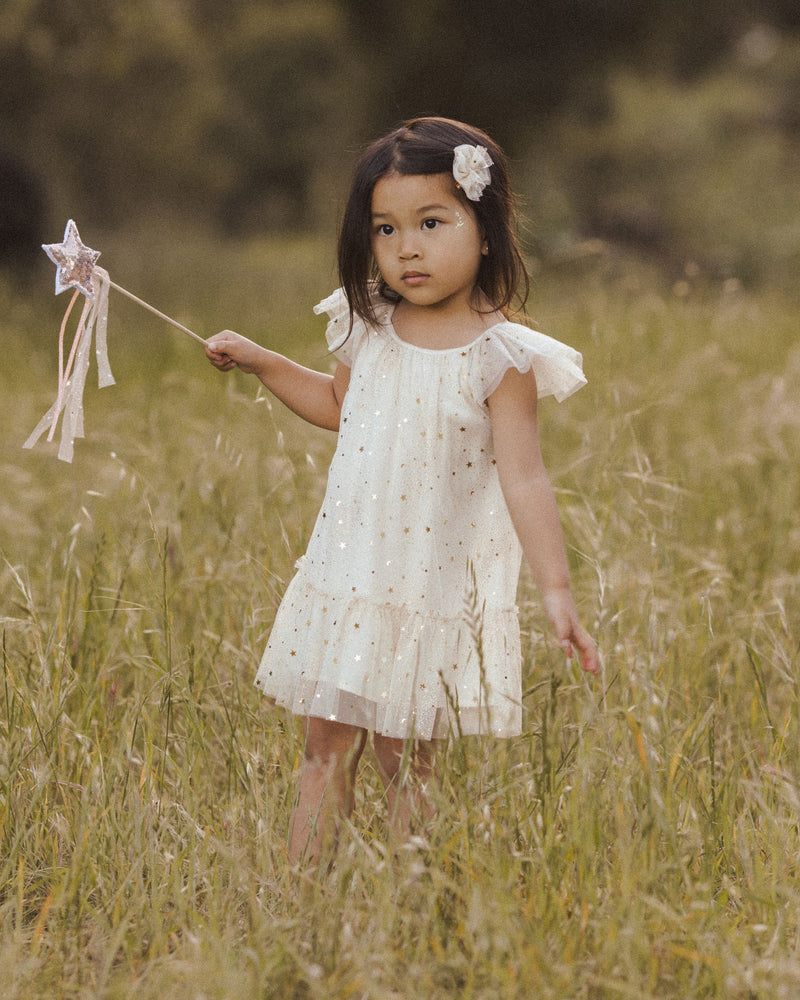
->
[402,272,429,286]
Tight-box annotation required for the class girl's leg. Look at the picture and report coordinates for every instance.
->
[289,717,368,866]
[372,734,439,843]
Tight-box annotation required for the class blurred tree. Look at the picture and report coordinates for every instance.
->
[0,144,46,272]
[0,0,359,235]
[1,0,225,225]
[515,32,800,290]
[202,3,360,234]
[342,0,800,145]
[343,0,646,151]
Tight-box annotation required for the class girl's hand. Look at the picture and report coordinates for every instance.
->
[205,331,267,375]
[543,588,599,675]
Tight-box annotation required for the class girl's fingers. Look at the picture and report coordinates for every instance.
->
[560,619,598,675]
[207,353,237,371]
[205,334,235,356]
[576,631,599,674]
[204,336,237,369]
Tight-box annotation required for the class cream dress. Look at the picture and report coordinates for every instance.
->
[254,289,586,739]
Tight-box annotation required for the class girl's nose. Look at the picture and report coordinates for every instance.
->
[399,238,420,260]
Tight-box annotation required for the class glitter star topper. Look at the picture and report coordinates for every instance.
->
[43,219,102,298]
[27,219,206,462]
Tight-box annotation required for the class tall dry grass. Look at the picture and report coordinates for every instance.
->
[1,241,799,998]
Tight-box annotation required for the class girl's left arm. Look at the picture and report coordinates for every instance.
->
[488,366,598,674]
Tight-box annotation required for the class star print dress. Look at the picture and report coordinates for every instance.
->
[254,289,587,739]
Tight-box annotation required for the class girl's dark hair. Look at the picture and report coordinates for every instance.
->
[338,116,529,331]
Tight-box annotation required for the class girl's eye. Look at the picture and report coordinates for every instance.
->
[422,218,439,231]
[377,224,394,237]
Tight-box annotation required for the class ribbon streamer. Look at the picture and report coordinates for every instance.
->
[28,219,205,462]
[24,266,114,463]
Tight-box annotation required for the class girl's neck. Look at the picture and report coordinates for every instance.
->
[391,295,503,350]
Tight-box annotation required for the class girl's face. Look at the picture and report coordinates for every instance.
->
[370,172,486,316]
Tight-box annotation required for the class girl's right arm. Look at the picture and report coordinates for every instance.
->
[205,331,350,431]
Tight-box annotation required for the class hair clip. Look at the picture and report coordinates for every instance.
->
[452,144,493,201]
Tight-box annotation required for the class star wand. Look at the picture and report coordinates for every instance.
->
[26,220,206,462]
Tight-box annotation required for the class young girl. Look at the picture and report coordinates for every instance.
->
[205,117,598,865]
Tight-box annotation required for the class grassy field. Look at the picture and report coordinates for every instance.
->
[1,235,799,998]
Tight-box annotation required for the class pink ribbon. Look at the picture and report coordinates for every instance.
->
[24,267,115,462]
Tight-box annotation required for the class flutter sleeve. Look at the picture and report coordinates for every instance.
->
[313,288,365,365]
[473,322,588,403]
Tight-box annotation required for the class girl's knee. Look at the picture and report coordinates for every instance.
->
[304,718,367,767]
[374,734,440,782]
[375,735,439,783]
[373,734,405,780]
